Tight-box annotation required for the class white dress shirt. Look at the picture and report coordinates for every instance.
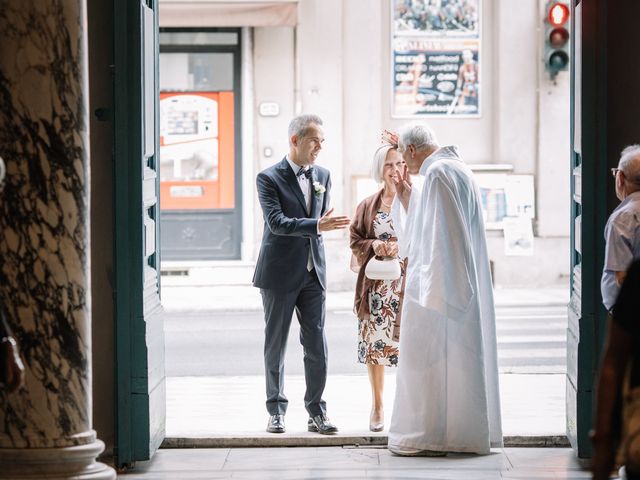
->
[286,156,312,214]
[286,156,316,270]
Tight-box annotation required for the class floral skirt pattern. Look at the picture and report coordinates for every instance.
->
[357,280,401,366]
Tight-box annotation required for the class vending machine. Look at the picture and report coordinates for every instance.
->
[159,91,235,211]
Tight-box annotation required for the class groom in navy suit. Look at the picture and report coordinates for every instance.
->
[254,114,350,434]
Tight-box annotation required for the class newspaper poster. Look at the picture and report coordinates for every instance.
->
[393,38,480,116]
[394,0,480,37]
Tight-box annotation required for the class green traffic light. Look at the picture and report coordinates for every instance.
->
[549,51,569,70]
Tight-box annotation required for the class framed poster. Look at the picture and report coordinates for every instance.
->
[392,0,481,117]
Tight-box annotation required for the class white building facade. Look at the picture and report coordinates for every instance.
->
[158,0,571,289]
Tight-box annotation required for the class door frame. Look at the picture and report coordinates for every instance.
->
[110,1,613,462]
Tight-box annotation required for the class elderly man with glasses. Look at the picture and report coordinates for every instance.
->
[592,146,640,479]
[601,144,640,312]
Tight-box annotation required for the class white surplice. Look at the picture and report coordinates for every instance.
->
[388,146,503,454]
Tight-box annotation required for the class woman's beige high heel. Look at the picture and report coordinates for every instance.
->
[369,411,384,432]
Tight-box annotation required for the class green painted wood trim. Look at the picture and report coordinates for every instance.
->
[114,0,151,468]
[113,0,133,466]
[153,1,161,292]
[569,0,609,458]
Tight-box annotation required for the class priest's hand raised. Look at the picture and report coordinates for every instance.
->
[318,208,351,232]
[393,164,412,211]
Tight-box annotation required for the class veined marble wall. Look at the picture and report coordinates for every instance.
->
[0,1,114,478]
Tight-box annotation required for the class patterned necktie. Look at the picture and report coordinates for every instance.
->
[297,166,313,179]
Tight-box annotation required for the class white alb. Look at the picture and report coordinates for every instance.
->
[388,145,503,454]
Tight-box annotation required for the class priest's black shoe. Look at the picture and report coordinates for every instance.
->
[267,414,285,433]
[308,415,338,435]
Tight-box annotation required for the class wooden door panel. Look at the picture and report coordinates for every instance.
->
[114,0,165,468]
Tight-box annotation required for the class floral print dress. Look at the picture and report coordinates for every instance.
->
[357,211,402,366]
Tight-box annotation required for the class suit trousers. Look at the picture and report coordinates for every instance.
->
[260,269,328,417]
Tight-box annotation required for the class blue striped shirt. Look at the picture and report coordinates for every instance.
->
[601,191,640,310]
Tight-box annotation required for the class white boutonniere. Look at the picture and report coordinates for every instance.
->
[313,181,326,197]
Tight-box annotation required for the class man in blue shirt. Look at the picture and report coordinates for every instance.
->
[601,145,640,311]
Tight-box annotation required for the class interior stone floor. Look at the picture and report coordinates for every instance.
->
[117,446,593,479]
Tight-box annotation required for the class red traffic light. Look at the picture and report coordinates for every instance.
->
[549,3,569,26]
[549,27,569,47]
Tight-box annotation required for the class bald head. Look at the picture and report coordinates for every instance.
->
[614,145,640,200]
[398,123,439,153]
[397,123,439,174]
[619,145,640,183]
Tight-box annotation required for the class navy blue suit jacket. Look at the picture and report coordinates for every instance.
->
[253,157,331,291]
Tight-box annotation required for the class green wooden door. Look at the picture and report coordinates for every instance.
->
[568,0,611,458]
[114,0,165,468]
[569,0,640,457]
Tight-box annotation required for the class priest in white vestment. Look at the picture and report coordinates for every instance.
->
[387,123,503,456]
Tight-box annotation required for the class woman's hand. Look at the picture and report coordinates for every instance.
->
[373,240,398,257]
[385,241,399,257]
[373,240,387,256]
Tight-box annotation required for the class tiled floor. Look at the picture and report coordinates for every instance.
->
[118,447,592,479]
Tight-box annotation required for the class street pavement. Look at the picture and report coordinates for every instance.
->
[162,285,570,437]
[164,303,568,377]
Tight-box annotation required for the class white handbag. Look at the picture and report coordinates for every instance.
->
[364,256,401,280]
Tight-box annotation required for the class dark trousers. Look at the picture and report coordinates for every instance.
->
[260,269,327,417]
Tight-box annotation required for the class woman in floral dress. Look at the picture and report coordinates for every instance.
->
[350,143,407,432]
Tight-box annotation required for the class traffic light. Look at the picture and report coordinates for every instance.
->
[544,1,570,78]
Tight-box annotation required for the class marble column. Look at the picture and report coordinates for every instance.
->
[0,2,115,479]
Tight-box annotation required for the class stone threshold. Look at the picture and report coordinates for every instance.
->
[161,434,570,449]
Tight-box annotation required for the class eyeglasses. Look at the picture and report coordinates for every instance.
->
[611,168,620,178]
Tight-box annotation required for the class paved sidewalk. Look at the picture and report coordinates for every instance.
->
[162,284,570,445]
[161,285,569,312]
[165,373,566,442]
